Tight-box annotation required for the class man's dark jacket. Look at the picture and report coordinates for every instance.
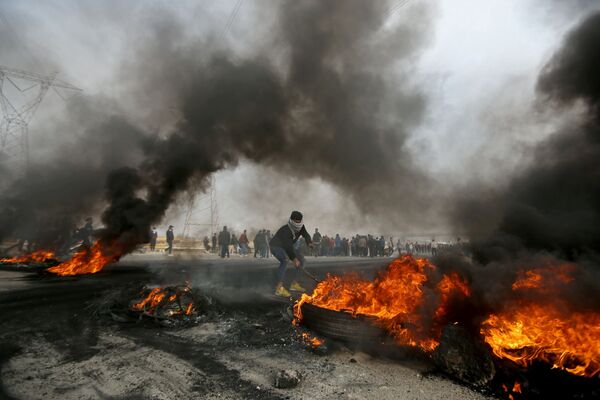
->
[270,224,312,260]
[166,229,174,243]
[218,230,231,246]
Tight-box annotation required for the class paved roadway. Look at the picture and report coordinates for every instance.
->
[0,253,394,310]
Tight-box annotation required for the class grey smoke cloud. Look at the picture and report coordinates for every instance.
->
[453,11,600,263]
[0,0,436,252]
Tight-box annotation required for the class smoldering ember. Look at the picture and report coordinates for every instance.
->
[1,2,600,400]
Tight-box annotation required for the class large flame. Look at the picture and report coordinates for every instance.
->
[294,255,470,351]
[296,256,600,378]
[481,263,600,378]
[47,241,120,276]
[0,250,57,263]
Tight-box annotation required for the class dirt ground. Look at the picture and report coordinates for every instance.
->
[0,256,493,400]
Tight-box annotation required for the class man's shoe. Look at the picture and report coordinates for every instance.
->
[290,281,306,292]
[275,284,291,297]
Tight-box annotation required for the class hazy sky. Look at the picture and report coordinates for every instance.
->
[1,0,598,238]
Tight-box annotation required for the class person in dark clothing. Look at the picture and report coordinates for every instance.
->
[203,236,211,252]
[239,229,249,256]
[218,226,231,258]
[149,227,158,251]
[166,225,174,255]
[261,230,269,257]
[230,234,238,254]
[254,230,263,258]
[269,211,312,297]
[211,233,217,253]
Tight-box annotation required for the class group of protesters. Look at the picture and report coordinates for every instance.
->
[400,238,467,256]
[307,230,394,257]
[195,226,468,259]
[202,227,269,258]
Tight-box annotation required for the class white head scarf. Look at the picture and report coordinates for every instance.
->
[288,218,303,234]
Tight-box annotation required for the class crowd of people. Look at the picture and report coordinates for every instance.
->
[193,226,468,259]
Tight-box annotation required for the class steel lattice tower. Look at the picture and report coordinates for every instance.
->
[0,65,81,175]
[182,175,219,239]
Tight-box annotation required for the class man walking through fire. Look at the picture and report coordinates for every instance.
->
[269,211,313,297]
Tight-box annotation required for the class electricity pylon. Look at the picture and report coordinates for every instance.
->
[182,175,219,239]
[0,65,81,175]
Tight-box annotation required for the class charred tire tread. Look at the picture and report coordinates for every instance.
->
[301,303,387,343]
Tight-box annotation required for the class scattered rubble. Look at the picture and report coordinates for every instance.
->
[273,369,302,389]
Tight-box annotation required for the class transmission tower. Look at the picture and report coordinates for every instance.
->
[182,175,219,238]
[0,65,81,175]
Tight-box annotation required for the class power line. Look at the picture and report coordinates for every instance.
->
[385,0,411,19]
[221,0,244,39]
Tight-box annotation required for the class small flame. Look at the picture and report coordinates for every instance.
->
[503,380,522,400]
[47,241,120,276]
[131,285,195,317]
[0,250,57,264]
[301,332,324,348]
[513,381,521,394]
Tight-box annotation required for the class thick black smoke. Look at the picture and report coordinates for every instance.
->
[453,11,600,264]
[0,1,434,254]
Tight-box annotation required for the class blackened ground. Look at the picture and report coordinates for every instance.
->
[0,255,491,400]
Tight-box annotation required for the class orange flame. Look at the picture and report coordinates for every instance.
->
[482,303,600,377]
[0,250,57,264]
[131,286,195,317]
[294,255,470,352]
[481,263,600,378]
[513,381,521,394]
[301,332,325,348]
[47,241,120,276]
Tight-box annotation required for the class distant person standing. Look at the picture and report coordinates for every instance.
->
[260,230,269,258]
[254,230,263,258]
[334,234,342,256]
[166,225,174,255]
[265,230,272,258]
[312,228,322,257]
[358,236,367,257]
[203,236,211,252]
[149,227,158,251]
[231,234,238,255]
[239,229,249,256]
[218,226,231,258]
[431,239,438,256]
[211,233,217,254]
[270,211,312,297]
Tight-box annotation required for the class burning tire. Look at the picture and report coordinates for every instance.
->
[300,303,387,343]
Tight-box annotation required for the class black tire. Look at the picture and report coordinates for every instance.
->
[300,303,387,343]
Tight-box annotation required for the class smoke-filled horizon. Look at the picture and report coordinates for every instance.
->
[1,0,599,252]
[0,0,436,250]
